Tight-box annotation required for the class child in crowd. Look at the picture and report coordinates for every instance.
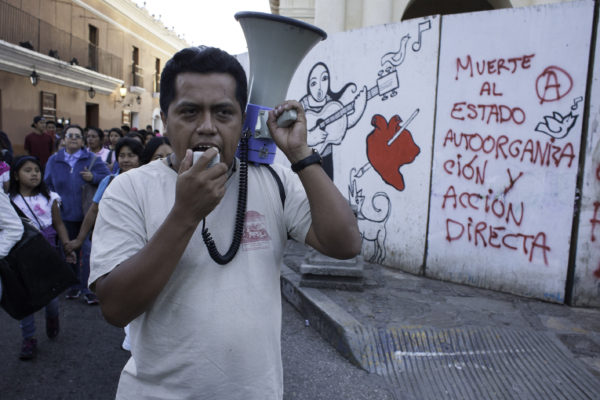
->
[9,156,76,360]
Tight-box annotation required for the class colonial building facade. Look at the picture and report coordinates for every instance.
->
[0,0,187,154]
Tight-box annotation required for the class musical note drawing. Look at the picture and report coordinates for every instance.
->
[412,20,432,52]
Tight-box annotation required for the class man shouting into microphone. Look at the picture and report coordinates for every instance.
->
[89,46,360,399]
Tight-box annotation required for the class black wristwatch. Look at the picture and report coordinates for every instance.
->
[291,149,322,173]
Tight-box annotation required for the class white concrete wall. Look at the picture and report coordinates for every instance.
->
[427,1,593,303]
[573,3,600,307]
[285,16,440,273]
[274,0,597,304]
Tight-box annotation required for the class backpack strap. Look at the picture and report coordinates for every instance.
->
[261,164,285,210]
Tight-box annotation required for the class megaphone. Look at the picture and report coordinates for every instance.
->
[235,11,327,164]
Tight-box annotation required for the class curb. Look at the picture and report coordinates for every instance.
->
[280,263,600,400]
[280,263,364,368]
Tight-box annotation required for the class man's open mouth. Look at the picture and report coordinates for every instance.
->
[192,145,218,152]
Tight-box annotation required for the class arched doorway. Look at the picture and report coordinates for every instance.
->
[151,107,163,134]
[401,0,512,20]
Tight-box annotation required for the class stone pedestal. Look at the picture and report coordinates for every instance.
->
[299,250,364,291]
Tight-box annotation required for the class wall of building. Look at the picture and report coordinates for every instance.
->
[574,9,600,308]
[280,0,598,306]
[0,0,186,154]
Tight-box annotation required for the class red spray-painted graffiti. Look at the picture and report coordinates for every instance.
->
[443,130,576,169]
[536,66,573,104]
[455,54,535,80]
[439,169,550,265]
[440,53,579,266]
[450,102,526,125]
[445,217,550,265]
[366,114,420,191]
[591,201,600,242]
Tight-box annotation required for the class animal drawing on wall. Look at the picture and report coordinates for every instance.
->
[535,96,583,139]
[348,177,391,264]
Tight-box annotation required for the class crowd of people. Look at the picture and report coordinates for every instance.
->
[0,118,172,360]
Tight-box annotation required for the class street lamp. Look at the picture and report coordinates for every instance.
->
[88,87,96,98]
[30,70,39,86]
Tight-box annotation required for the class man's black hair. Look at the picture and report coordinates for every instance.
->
[159,46,248,116]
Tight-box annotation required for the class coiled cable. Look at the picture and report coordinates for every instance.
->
[201,135,248,265]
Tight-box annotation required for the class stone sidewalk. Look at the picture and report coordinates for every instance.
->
[281,240,600,400]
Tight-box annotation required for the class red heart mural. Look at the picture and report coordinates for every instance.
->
[366,114,420,191]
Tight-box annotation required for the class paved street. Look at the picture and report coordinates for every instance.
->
[2,241,598,400]
[0,294,394,400]
[282,241,600,400]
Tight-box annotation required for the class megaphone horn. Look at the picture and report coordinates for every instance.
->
[235,11,327,164]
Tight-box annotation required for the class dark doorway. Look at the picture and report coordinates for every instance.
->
[402,0,511,20]
[88,25,98,71]
[86,103,99,129]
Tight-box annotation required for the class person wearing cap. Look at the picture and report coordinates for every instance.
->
[24,116,54,167]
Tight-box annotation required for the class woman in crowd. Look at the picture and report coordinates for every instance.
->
[143,129,156,146]
[140,136,172,165]
[105,127,123,171]
[9,156,76,359]
[0,130,14,165]
[0,130,13,192]
[64,137,143,351]
[44,124,110,304]
[86,127,110,164]
[125,131,145,145]
[65,137,143,252]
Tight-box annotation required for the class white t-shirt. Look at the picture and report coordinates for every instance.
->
[0,170,8,187]
[11,192,61,230]
[90,159,311,400]
[0,191,23,257]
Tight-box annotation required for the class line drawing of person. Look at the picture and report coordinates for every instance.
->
[300,62,367,179]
